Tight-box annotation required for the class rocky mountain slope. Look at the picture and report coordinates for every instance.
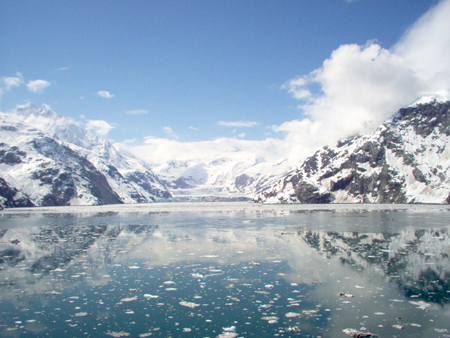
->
[254,99,450,204]
[0,104,171,208]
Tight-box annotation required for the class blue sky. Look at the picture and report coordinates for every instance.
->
[1,0,450,166]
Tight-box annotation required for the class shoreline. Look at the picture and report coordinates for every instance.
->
[2,201,450,216]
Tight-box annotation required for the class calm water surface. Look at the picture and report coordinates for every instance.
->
[1,204,450,337]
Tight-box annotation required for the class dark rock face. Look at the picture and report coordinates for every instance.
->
[255,101,450,204]
[235,174,255,193]
[0,106,172,208]
[0,178,34,208]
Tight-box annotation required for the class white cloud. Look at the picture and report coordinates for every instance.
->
[119,0,450,168]
[278,0,450,160]
[4,75,23,90]
[393,0,450,92]
[163,126,179,139]
[85,119,115,136]
[26,79,51,94]
[0,73,23,101]
[96,90,115,99]
[125,109,148,115]
[115,136,286,167]
[218,121,259,127]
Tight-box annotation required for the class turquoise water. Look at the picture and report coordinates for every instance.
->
[1,206,450,337]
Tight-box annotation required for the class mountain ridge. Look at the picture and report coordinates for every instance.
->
[0,104,171,208]
[254,100,450,204]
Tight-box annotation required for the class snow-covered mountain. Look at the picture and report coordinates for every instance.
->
[0,103,171,208]
[254,99,450,204]
[152,155,291,202]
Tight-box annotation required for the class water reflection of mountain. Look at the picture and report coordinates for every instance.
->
[301,228,450,304]
[0,222,157,300]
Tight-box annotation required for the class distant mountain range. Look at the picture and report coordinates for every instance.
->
[1,98,450,208]
[0,103,170,208]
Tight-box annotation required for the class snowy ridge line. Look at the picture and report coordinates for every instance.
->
[0,103,171,208]
[255,100,450,204]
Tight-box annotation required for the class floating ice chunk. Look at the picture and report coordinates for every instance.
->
[74,312,88,317]
[223,326,236,332]
[191,273,204,279]
[392,325,404,330]
[125,310,134,314]
[285,312,300,318]
[343,328,378,337]
[179,301,200,309]
[120,296,137,302]
[144,294,159,299]
[182,328,192,332]
[217,333,238,338]
[106,332,130,337]
[139,333,152,337]
[409,301,430,311]
[163,281,175,285]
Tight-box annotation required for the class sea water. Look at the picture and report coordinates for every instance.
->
[1,203,450,337]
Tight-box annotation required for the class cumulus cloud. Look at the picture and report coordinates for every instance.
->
[115,136,286,166]
[162,126,179,139]
[125,109,148,115]
[26,79,51,93]
[0,73,23,101]
[277,0,450,160]
[96,90,115,99]
[218,121,259,127]
[119,0,450,168]
[85,119,115,136]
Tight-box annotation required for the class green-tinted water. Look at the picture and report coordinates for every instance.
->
[1,206,450,337]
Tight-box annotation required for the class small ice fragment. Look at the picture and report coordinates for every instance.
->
[139,333,152,337]
[265,284,274,289]
[223,326,236,332]
[120,296,137,302]
[128,266,140,269]
[285,312,300,318]
[125,310,134,314]
[343,328,378,337]
[182,328,191,332]
[409,300,430,311]
[106,332,130,337]
[435,328,449,333]
[374,312,385,315]
[74,312,88,317]
[165,288,178,291]
[144,294,159,299]
[392,325,404,330]
[47,291,62,295]
[163,281,175,285]
[179,301,200,309]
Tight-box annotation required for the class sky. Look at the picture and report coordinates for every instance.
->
[1,0,450,166]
